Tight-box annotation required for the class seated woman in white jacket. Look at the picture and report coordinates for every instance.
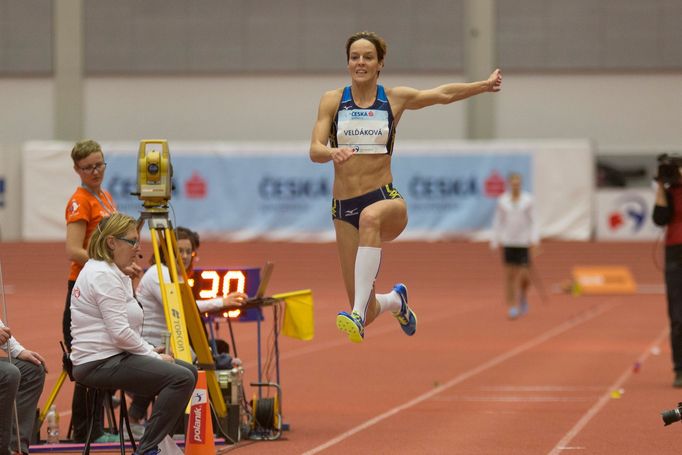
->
[70,212,197,455]
[129,226,246,431]
[490,173,540,320]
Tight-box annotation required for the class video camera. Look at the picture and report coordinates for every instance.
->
[656,153,682,186]
[661,402,682,426]
[135,139,173,208]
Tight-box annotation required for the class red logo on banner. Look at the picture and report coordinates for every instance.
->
[185,172,207,199]
[609,212,624,230]
[484,172,506,197]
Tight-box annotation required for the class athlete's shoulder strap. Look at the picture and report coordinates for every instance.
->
[341,86,353,103]
[376,84,387,102]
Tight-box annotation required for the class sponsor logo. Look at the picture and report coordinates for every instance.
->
[107,176,138,200]
[191,389,208,405]
[351,110,375,117]
[607,194,647,233]
[408,176,479,198]
[68,200,80,215]
[108,175,179,200]
[484,172,506,197]
[170,308,185,352]
[185,171,207,199]
[258,177,329,199]
[190,406,204,443]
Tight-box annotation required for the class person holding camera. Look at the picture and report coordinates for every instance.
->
[653,157,682,387]
[0,321,46,455]
[70,213,197,455]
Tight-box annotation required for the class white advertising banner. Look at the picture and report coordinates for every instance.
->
[21,140,593,242]
[595,188,664,241]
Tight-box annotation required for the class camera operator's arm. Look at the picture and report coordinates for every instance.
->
[653,182,673,226]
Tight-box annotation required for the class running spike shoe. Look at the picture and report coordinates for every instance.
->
[336,311,364,343]
[392,283,417,336]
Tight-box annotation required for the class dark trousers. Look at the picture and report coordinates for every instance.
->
[666,250,682,373]
[74,353,197,454]
[0,358,45,455]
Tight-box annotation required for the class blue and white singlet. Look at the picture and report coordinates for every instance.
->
[329,85,396,155]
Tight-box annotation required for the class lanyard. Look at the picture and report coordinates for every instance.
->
[81,184,116,216]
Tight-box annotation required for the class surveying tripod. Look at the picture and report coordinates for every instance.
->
[141,205,233,437]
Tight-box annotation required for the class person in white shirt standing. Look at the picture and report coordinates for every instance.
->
[70,213,197,455]
[490,173,539,320]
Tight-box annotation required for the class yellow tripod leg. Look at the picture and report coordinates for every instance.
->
[37,369,68,427]
[149,227,192,364]
[179,284,227,419]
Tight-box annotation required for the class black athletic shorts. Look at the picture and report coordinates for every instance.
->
[331,183,403,229]
[503,246,530,266]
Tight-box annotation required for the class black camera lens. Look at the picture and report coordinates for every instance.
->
[661,407,682,426]
[147,163,159,174]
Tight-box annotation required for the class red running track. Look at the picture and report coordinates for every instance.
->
[1,240,680,454]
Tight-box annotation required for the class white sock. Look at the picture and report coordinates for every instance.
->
[352,246,382,322]
[376,291,402,315]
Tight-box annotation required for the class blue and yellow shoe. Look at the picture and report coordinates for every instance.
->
[393,283,417,336]
[336,311,364,343]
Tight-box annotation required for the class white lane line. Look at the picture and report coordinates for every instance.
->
[241,303,483,371]
[301,303,615,455]
[479,386,606,392]
[547,327,669,455]
[432,396,591,403]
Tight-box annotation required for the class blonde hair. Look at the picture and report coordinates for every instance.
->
[71,139,103,164]
[88,212,137,262]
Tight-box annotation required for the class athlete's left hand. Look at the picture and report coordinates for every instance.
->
[487,69,502,92]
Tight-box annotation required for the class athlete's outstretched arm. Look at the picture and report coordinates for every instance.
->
[394,68,502,112]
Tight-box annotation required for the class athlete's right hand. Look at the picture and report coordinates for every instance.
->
[331,147,355,164]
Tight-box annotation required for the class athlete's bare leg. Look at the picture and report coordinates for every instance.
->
[334,198,407,326]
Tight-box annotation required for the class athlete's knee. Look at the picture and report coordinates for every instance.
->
[358,209,381,231]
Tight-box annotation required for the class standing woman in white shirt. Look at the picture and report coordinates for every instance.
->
[490,173,540,320]
[70,213,197,455]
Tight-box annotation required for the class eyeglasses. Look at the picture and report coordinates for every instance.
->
[78,162,107,174]
[115,236,140,248]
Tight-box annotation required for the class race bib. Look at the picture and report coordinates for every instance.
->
[337,109,389,154]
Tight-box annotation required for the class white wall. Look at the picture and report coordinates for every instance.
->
[1,73,681,240]
[1,74,680,146]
